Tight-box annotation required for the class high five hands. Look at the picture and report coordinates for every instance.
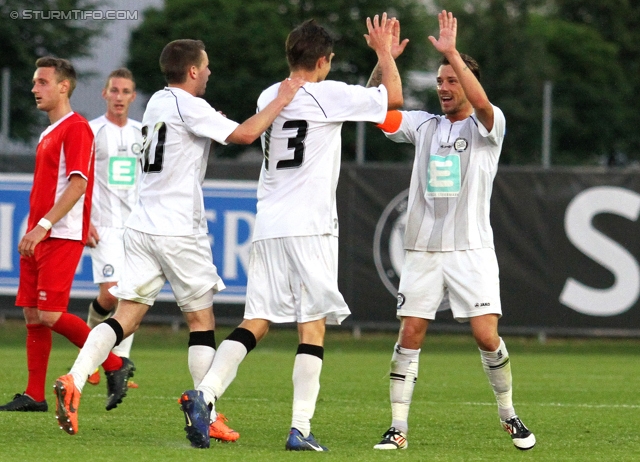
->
[364,12,409,59]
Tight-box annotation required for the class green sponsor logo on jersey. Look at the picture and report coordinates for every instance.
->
[108,157,136,188]
[426,154,460,197]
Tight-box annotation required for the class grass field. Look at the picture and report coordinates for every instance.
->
[0,319,639,461]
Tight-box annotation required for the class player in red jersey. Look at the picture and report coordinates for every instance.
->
[0,57,133,414]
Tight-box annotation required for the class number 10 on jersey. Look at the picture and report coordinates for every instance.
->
[141,122,167,173]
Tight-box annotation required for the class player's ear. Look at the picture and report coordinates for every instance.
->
[101,87,108,100]
[59,78,70,96]
[130,91,137,103]
[188,65,198,80]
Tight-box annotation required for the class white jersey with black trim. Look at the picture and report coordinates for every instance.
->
[383,105,506,251]
[253,80,388,241]
[89,115,143,228]
[126,87,239,236]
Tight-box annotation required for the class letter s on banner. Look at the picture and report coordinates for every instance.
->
[560,186,640,316]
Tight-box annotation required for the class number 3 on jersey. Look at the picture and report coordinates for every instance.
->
[141,122,166,173]
[264,120,308,170]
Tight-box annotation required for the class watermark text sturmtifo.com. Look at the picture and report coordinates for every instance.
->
[9,10,138,20]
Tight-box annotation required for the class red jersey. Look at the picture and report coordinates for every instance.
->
[28,112,95,243]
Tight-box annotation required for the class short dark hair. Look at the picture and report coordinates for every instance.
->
[105,68,135,90]
[159,39,206,84]
[440,53,481,80]
[286,19,334,71]
[35,56,77,97]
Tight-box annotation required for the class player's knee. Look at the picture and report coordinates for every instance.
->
[37,310,62,327]
[398,317,428,348]
[475,333,500,352]
[98,293,118,311]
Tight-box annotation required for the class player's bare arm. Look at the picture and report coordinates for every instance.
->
[367,18,408,89]
[363,13,404,110]
[429,10,494,130]
[226,77,305,145]
[18,174,87,256]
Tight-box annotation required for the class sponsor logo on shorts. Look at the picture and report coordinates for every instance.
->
[373,189,409,297]
[102,264,115,277]
[397,293,406,308]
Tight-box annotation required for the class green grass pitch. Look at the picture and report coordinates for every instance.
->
[0,319,639,461]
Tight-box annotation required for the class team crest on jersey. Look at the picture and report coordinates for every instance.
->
[373,189,409,298]
[454,137,468,152]
[102,264,115,277]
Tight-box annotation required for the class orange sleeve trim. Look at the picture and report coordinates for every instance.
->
[376,110,402,133]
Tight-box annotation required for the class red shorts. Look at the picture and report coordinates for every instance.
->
[16,238,84,312]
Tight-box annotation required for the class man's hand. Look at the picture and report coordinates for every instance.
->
[276,77,305,106]
[391,19,409,59]
[86,223,100,248]
[364,13,396,56]
[18,226,48,257]
[428,10,457,57]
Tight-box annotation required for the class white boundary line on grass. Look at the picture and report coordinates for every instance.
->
[461,401,640,409]
[78,394,640,409]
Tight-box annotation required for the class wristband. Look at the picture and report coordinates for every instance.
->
[37,218,52,231]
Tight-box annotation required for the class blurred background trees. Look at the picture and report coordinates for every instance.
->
[2,0,639,165]
[0,0,103,141]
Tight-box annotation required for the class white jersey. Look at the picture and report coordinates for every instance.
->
[384,106,506,251]
[89,115,143,228]
[253,80,388,241]
[126,87,239,235]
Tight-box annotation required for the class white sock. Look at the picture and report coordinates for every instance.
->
[188,345,215,389]
[291,353,323,438]
[69,323,117,391]
[112,333,134,358]
[389,343,420,434]
[479,337,516,421]
[198,340,248,413]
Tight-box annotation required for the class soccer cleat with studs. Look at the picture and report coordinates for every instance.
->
[179,390,211,449]
[105,357,135,410]
[501,416,536,450]
[285,428,328,451]
[209,413,240,442]
[373,426,408,450]
[53,374,81,435]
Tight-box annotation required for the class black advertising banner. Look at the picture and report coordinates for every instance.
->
[337,165,640,333]
[3,158,639,333]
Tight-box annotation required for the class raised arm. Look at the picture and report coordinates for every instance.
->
[429,10,494,131]
[226,77,305,145]
[363,13,405,110]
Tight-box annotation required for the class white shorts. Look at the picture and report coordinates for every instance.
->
[110,228,225,311]
[244,235,351,325]
[90,226,125,284]
[396,248,502,323]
